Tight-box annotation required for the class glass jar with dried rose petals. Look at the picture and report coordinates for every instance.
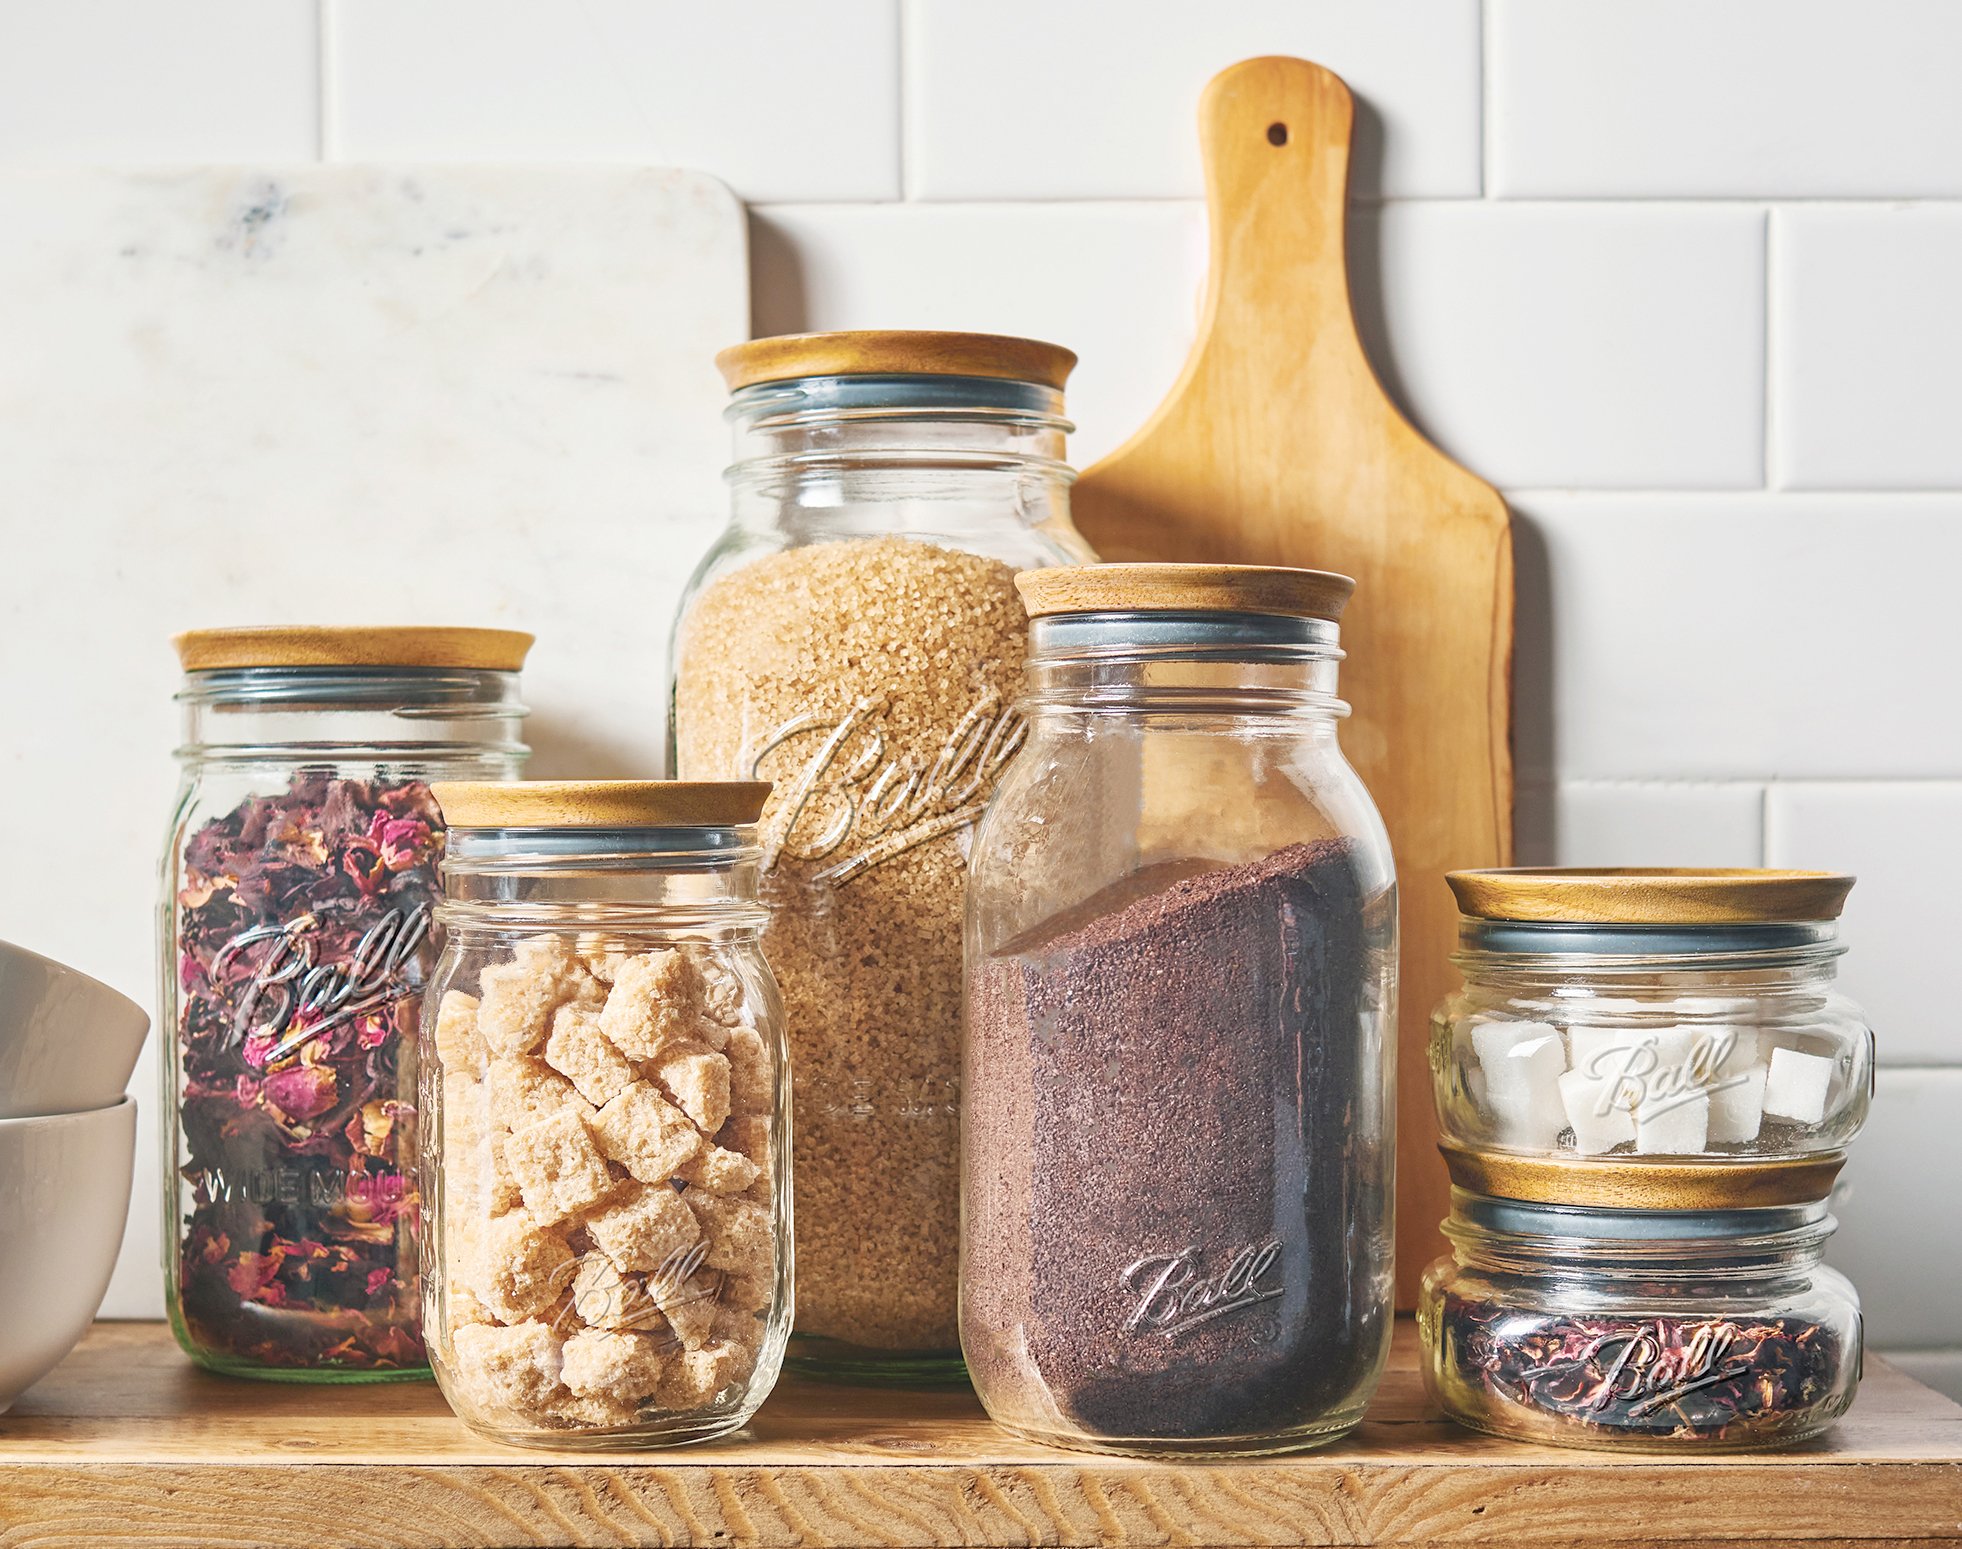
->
[163,626,531,1381]
[421,781,789,1448]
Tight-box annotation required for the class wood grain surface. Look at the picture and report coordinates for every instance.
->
[1068,56,1514,1309]
[1,1322,1957,1547]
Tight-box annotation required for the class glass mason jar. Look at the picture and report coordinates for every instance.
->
[1432,869,1872,1162]
[420,781,790,1447]
[1419,1183,1862,1450]
[963,564,1399,1455]
[163,626,531,1380]
[669,330,1093,1382]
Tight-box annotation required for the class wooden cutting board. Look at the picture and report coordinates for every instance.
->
[1071,57,1513,1306]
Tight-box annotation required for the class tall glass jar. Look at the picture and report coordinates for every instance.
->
[1420,1184,1862,1450]
[162,626,530,1380]
[421,781,790,1447]
[670,330,1092,1381]
[1432,870,1872,1163]
[963,564,1398,1455]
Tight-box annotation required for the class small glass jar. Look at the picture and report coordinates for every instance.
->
[963,564,1398,1456]
[1420,1184,1862,1450]
[163,626,531,1381]
[670,330,1092,1381]
[421,781,790,1448]
[1433,870,1873,1162]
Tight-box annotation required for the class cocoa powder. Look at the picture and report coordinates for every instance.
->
[963,839,1388,1443]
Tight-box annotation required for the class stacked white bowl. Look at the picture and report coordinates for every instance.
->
[0,938,148,1411]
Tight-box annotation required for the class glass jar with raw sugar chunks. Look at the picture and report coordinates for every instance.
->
[669,330,1092,1382]
[421,780,789,1448]
[162,625,531,1381]
[1431,869,1873,1164]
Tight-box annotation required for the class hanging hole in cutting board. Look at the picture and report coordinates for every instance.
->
[1266,122,1289,146]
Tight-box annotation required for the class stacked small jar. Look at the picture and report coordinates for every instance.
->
[1421,868,1873,1450]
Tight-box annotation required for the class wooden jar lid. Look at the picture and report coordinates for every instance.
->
[1016,563,1355,623]
[1446,868,1856,925]
[432,781,771,830]
[716,330,1076,391]
[1440,1143,1846,1211]
[174,626,534,673]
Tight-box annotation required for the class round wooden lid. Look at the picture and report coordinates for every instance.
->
[432,780,771,829]
[175,626,534,673]
[1441,1144,1846,1210]
[716,330,1077,392]
[1446,868,1855,925]
[1016,563,1355,622]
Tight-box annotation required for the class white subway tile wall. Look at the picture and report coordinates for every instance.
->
[8,1,1960,1367]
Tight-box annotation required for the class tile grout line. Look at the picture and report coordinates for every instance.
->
[896,0,913,202]
[1763,206,1780,490]
[1478,0,1494,198]
[316,0,339,163]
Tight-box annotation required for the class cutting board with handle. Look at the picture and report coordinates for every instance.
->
[1072,56,1513,1306]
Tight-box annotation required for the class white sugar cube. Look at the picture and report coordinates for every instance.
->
[1471,1022,1567,1147]
[1711,1026,1759,1074]
[1567,1025,1692,1093]
[1708,1063,1768,1146]
[1558,1068,1637,1155]
[1636,1090,1710,1154]
[1763,1047,1834,1125]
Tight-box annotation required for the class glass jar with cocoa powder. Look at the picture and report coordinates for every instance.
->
[669,331,1091,1381]
[962,565,1398,1455]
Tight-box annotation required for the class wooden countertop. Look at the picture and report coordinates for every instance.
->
[1,1320,1959,1547]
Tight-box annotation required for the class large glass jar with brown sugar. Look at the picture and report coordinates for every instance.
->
[162,626,531,1381]
[669,330,1091,1381]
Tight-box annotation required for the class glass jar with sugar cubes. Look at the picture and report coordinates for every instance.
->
[419,781,789,1448]
[1431,869,1872,1164]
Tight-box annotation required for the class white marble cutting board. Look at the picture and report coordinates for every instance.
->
[0,167,748,1317]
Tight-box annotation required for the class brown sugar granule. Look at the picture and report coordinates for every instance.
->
[675,535,1029,1353]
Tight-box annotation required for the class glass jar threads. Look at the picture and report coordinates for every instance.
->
[421,781,789,1448]
[1419,1173,1863,1450]
[962,564,1398,1455]
[1432,870,1872,1161]
[670,330,1092,1381]
[162,626,531,1380]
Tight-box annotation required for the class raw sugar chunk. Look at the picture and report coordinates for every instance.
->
[486,1055,586,1133]
[433,990,487,1074]
[699,955,747,1026]
[689,1193,773,1275]
[1636,1091,1710,1155]
[656,1042,732,1133]
[545,1390,639,1429]
[442,1070,487,1156]
[569,1250,666,1334]
[1763,1047,1835,1125]
[449,1321,563,1418]
[470,1213,574,1325]
[649,1267,723,1350]
[561,1327,669,1402]
[721,1025,774,1113]
[447,1283,496,1329]
[486,1133,523,1216]
[545,1004,638,1108]
[1708,1063,1769,1145]
[586,1182,701,1275]
[1557,1068,1636,1155]
[577,935,636,985]
[655,1339,750,1409]
[592,1081,703,1183]
[504,1108,615,1225]
[597,949,705,1061]
[477,937,594,1057]
[677,1143,763,1197]
[717,1113,772,1166]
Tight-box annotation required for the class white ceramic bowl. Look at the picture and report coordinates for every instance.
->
[0,1096,136,1412]
[0,938,148,1120]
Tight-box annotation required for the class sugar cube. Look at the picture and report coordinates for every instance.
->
[561,1327,668,1403]
[597,950,705,1061]
[1557,1069,1636,1155]
[1471,1021,1567,1147]
[586,1182,700,1275]
[433,990,487,1075]
[544,1004,637,1108]
[1763,1047,1834,1125]
[592,1081,703,1184]
[502,1108,615,1225]
[655,1043,732,1133]
[1708,1063,1768,1145]
[1636,1090,1710,1154]
[448,1321,563,1419]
